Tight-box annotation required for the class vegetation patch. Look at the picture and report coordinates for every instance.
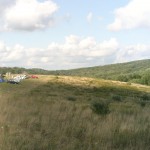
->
[112,95,122,102]
[67,96,77,101]
[90,100,110,115]
[141,94,150,101]
[0,75,149,149]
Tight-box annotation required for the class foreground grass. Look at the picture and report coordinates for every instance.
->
[0,75,150,150]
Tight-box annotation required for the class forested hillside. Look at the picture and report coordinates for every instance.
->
[0,59,150,85]
[0,67,50,75]
[50,59,150,85]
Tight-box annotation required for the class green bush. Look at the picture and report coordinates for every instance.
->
[112,95,122,102]
[139,101,146,107]
[141,94,150,101]
[67,96,77,101]
[90,101,110,115]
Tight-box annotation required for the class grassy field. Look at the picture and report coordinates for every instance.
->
[0,75,150,150]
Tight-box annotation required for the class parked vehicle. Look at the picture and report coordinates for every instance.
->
[0,78,5,83]
[7,80,19,84]
[7,74,26,84]
[30,75,38,79]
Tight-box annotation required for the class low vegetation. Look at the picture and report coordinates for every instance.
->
[90,100,110,115]
[0,75,149,149]
[0,59,150,85]
[50,59,150,86]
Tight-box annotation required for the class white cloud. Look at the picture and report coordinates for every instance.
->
[0,0,58,31]
[116,44,150,63]
[0,36,119,69]
[62,36,119,58]
[108,0,150,31]
[0,42,25,65]
[0,41,6,52]
[0,36,149,69]
[0,0,15,14]
[87,12,93,23]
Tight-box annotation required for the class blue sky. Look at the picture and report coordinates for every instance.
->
[0,0,150,70]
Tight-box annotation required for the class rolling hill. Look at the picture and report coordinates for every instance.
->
[50,59,150,85]
[0,59,150,85]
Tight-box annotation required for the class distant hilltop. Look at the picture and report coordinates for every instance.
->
[49,59,150,86]
[0,59,150,85]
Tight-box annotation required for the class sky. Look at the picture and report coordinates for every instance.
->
[0,0,150,70]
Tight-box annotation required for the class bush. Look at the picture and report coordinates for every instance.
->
[139,101,146,107]
[112,95,122,102]
[67,96,77,101]
[141,94,150,101]
[90,101,110,115]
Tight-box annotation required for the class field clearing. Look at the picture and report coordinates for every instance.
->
[0,75,150,150]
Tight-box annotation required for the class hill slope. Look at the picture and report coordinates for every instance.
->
[0,59,150,85]
[50,59,150,85]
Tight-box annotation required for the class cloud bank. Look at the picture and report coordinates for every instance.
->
[108,0,150,31]
[0,0,58,31]
[0,35,149,70]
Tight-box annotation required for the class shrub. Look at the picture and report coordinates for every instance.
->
[141,94,150,101]
[67,96,77,101]
[90,100,110,115]
[139,101,146,107]
[112,95,122,102]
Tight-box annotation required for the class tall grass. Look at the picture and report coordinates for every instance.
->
[0,75,149,150]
